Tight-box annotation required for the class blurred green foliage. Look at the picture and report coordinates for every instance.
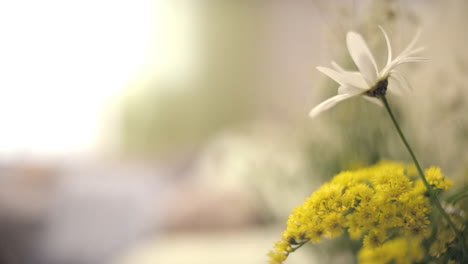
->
[120,2,263,158]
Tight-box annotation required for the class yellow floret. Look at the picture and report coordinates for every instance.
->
[323,212,346,238]
[359,237,424,264]
[429,240,447,257]
[363,229,387,248]
[425,166,453,191]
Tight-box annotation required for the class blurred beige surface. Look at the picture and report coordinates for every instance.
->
[115,227,311,264]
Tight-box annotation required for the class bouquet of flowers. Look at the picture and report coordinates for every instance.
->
[268,27,467,264]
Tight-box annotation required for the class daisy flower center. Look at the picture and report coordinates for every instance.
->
[365,78,388,98]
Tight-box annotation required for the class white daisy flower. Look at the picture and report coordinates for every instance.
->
[309,26,426,118]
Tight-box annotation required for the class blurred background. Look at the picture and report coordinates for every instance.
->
[0,0,467,263]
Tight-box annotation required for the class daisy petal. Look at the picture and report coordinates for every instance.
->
[309,93,358,118]
[390,70,412,92]
[399,57,428,63]
[338,85,363,95]
[331,61,346,72]
[404,46,426,57]
[362,96,383,107]
[400,28,421,56]
[316,66,346,85]
[346,31,379,85]
[378,26,392,66]
[380,56,427,77]
[317,66,368,89]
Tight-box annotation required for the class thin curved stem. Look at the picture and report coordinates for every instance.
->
[381,96,465,248]
[381,96,430,188]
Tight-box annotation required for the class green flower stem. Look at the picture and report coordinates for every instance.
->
[381,95,463,244]
[287,239,309,255]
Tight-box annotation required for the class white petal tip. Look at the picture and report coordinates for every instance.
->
[316,66,329,74]
[308,106,325,118]
[308,93,357,119]
[308,110,319,118]
[346,31,359,38]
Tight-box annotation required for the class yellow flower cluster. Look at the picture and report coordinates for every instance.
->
[429,227,455,257]
[429,222,459,258]
[268,161,453,264]
[358,237,424,264]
